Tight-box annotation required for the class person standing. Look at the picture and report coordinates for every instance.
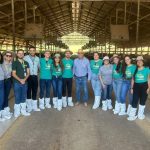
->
[24,46,40,112]
[99,56,113,111]
[2,51,13,119]
[52,54,63,111]
[112,54,123,115]
[90,52,103,109]
[119,56,136,116]
[62,50,74,107]
[39,50,53,110]
[12,49,30,117]
[128,56,150,121]
[73,50,91,107]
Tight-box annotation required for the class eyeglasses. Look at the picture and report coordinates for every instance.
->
[6,55,12,58]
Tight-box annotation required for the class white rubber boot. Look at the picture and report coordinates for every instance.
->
[138,105,145,120]
[0,111,6,122]
[57,99,63,111]
[4,107,13,117]
[127,104,132,116]
[39,98,45,110]
[32,100,41,111]
[127,107,137,121]
[14,104,21,118]
[26,99,32,113]
[45,98,51,109]
[68,97,74,107]
[107,99,113,110]
[62,97,67,108]
[1,110,11,120]
[113,101,121,115]
[92,96,101,109]
[20,103,31,116]
[102,100,107,111]
[119,104,127,116]
[53,97,58,109]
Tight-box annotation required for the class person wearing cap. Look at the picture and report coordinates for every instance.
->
[1,51,13,120]
[73,49,91,107]
[39,50,53,110]
[119,55,136,116]
[12,49,30,117]
[52,53,63,111]
[128,56,150,121]
[90,52,103,109]
[62,50,74,108]
[112,54,123,115]
[24,46,40,112]
[99,56,113,111]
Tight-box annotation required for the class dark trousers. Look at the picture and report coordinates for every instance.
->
[62,78,73,97]
[27,75,38,100]
[0,80,4,110]
[52,76,62,99]
[132,82,148,108]
[3,78,12,109]
[40,79,52,99]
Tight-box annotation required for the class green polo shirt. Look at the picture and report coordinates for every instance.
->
[125,64,136,79]
[52,64,62,77]
[90,59,103,75]
[40,58,53,79]
[12,59,29,83]
[113,64,123,79]
[135,67,150,83]
[62,58,73,78]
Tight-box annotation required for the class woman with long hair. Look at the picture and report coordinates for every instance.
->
[119,55,136,116]
[112,54,123,115]
[52,54,63,111]
[128,56,150,121]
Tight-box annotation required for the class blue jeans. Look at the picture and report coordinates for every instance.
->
[113,79,123,103]
[14,82,27,104]
[91,73,102,96]
[0,80,4,110]
[52,76,62,99]
[3,78,12,109]
[120,79,133,104]
[40,79,52,99]
[75,76,88,102]
[102,84,113,101]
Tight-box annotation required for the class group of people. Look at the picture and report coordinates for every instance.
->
[0,47,149,122]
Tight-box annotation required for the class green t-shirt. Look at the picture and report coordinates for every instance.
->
[125,64,136,79]
[12,59,29,83]
[52,64,62,77]
[40,58,53,79]
[62,58,73,78]
[135,67,150,83]
[90,59,103,75]
[113,64,123,79]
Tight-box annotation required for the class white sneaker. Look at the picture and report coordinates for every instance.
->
[62,97,67,108]
[20,103,31,116]
[102,100,107,111]
[119,104,127,116]
[92,96,101,109]
[107,99,113,110]
[127,107,137,121]
[57,99,62,111]
[113,101,121,115]
[14,104,21,118]
[45,98,51,108]
[26,99,32,112]
[138,105,145,120]
[32,100,41,111]
[68,97,74,107]
[39,98,45,110]
[53,97,58,109]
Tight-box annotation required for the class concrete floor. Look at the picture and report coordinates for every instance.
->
[0,84,150,150]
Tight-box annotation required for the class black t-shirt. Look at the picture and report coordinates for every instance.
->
[12,59,29,83]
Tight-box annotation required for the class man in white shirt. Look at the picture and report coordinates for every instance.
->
[24,46,40,112]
